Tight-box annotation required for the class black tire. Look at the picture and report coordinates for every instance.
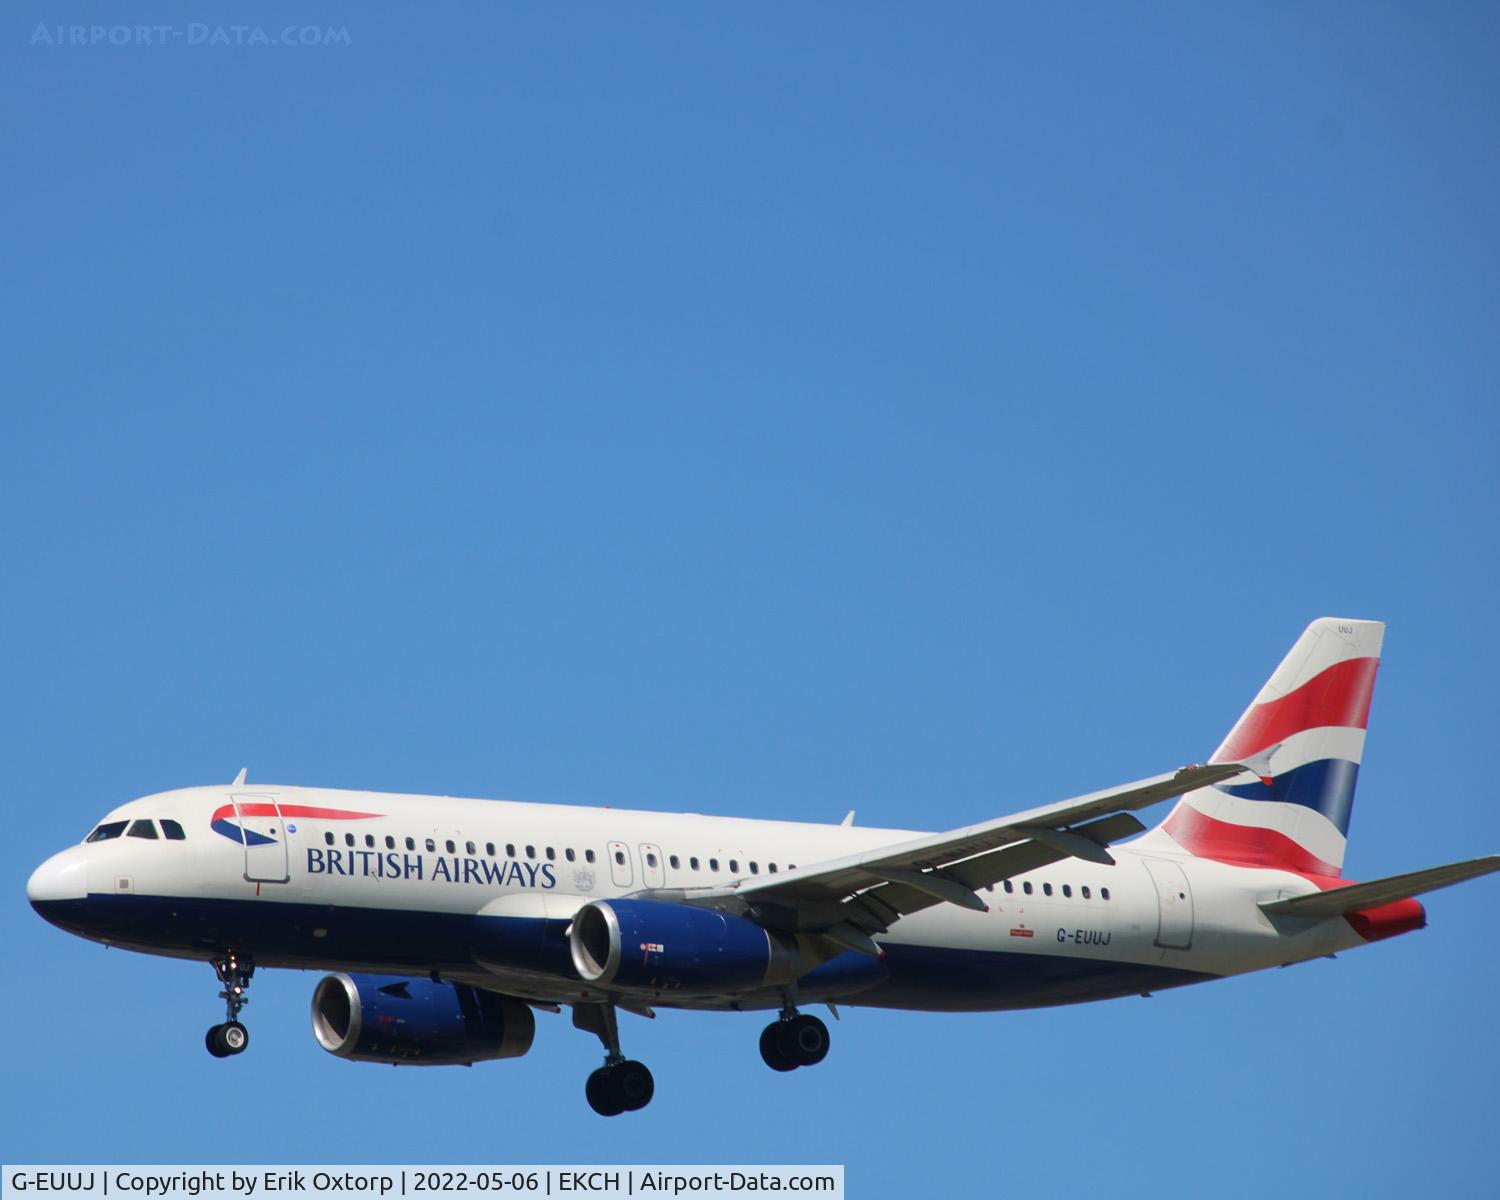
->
[786,1015,829,1067]
[759,1022,798,1072]
[205,1025,230,1058]
[221,1021,250,1055]
[586,1067,624,1117]
[616,1060,654,1112]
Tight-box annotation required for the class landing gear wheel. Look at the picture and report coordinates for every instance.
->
[785,1014,829,1066]
[586,1067,625,1117]
[219,1021,250,1055]
[206,1021,250,1057]
[759,1022,798,1072]
[205,1025,230,1058]
[615,1060,654,1111]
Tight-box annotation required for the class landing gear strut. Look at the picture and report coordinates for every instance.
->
[574,1003,654,1116]
[759,1000,830,1072]
[205,953,254,1058]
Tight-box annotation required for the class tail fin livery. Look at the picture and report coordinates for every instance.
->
[1151,617,1384,877]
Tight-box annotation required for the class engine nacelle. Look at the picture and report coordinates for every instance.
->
[311,973,535,1066]
[569,898,797,993]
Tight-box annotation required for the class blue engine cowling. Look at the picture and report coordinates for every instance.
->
[311,973,535,1065]
[569,898,797,993]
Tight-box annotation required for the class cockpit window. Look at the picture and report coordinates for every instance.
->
[161,819,186,841]
[86,821,128,843]
[127,820,159,839]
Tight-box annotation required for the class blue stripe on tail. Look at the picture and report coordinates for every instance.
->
[1214,758,1359,836]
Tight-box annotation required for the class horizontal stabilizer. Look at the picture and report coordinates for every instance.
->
[1260,855,1500,918]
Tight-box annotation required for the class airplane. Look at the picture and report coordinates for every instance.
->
[27,617,1500,1116]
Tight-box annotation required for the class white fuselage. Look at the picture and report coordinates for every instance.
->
[29,784,1375,1013]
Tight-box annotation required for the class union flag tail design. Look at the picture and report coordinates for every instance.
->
[1150,617,1384,878]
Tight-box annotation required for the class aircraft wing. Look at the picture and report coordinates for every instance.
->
[690,762,1249,954]
[1259,855,1500,918]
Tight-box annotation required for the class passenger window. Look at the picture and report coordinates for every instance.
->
[585,849,596,864]
[486,842,495,856]
[1101,887,1111,901]
[366,834,376,848]
[86,821,128,842]
[769,863,778,874]
[613,850,625,866]
[1062,884,1072,898]
[128,820,158,839]
[1042,883,1053,897]
[546,847,556,861]
[465,841,475,855]
[1004,880,1014,893]
[385,835,395,850]
[160,819,186,841]
[646,852,658,868]
[324,832,335,846]
[669,854,680,869]
[346,833,355,847]
[526,845,536,860]
[709,858,720,872]
[1023,881,1033,895]
[729,859,739,873]
[426,838,436,852]
[690,857,700,871]
[749,861,759,874]
[1082,886,1091,899]
[445,840,456,854]
[506,844,516,858]
[566,848,576,862]
[985,884,993,893]
[406,837,415,851]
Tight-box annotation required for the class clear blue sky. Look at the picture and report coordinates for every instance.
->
[3,4,1497,1195]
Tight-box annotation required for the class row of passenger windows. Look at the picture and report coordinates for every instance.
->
[325,830,601,864]
[658,853,791,875]
[86,819,186,843]
[321,831,795,877]
[987,879,1110,901]
[83,818,1107,903]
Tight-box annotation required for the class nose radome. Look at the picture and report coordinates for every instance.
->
[28,849,89,904]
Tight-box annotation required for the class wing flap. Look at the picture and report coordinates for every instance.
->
[1260,855,1500,917]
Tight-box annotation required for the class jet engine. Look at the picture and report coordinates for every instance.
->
[311,973,535,1065]
[569,898,797,993]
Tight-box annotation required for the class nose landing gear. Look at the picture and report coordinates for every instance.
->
[759,1004,830,1072]
[205,953,254,1058]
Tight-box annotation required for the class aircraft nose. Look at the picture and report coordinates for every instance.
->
[28,848,89,904]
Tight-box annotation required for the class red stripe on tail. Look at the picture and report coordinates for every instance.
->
[1163,805,1342,877]
[1215,656,1379,762]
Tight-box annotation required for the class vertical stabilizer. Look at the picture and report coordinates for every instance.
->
[1148,618,1384,877]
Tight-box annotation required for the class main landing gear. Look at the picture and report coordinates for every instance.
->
[574,1003,654,1117]
[759,1003,830,1073]
[205,953,254,1058]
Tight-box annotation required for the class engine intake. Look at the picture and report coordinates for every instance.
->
[570,898,796,993]
[311,973,535,1065]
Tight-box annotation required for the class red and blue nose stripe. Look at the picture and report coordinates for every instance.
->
[211,803,381,845]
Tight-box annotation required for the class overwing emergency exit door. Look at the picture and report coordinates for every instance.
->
[607,840,633,888]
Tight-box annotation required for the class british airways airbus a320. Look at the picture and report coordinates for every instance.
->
[28,619,1500,1115]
